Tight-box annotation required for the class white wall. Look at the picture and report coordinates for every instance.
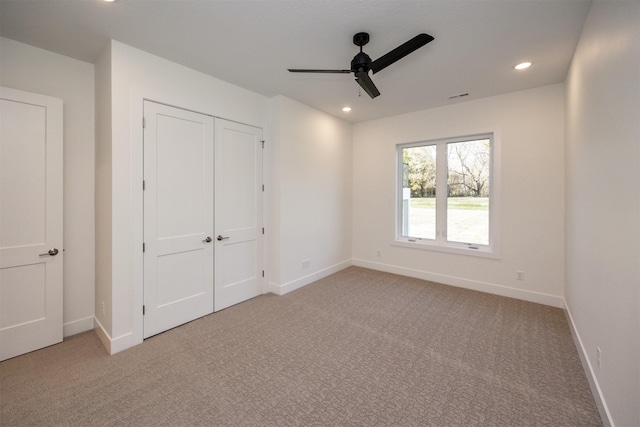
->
[353,84,565,306]
[565,1,640,426]
[0,38,96,337]
[269,96,353,294]
[96,40,271,352]
[94,41,113,336]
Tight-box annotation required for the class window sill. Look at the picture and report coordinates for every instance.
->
[392,239,500,259]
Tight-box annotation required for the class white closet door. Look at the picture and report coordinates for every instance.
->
[214,118,263,311]
[143,101,214,338]
[0,87,63,361]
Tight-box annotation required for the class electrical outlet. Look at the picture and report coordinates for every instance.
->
[376,250,382,257]
[302,259,310,269]
[597,347,601,368]
[101,301,106,317]
[516,270,524,281]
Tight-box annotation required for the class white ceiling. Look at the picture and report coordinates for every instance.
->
[0,0,591,123]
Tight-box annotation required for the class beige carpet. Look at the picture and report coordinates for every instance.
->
[0,267,601,426]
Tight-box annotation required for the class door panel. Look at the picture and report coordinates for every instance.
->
[143,101,214,338]
[1,101,46,247]
[155,115,206,238]
[0,87,63,361]
[1,264,46,327]
[214,119,263,311]
[156,250,204,307]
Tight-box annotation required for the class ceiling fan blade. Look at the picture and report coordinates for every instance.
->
[370,33,434,74]
[288,69,352,73]
[355,70,380,99]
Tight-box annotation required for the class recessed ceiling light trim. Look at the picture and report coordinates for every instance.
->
[515,62,532,70]
[342,107,352,112]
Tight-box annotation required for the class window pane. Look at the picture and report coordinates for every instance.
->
[402,145,436,239]
[447,139,490,245]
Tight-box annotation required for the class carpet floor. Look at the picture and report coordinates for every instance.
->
[0,266,602,426]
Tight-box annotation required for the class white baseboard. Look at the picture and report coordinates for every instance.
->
[564,302,613,427]
[264,281,282,295]
[353,258,564,308]
[267,259,353,296]
[109,332,133,355]
[93,317,112,354]
[93,317,133,355]
[63,316,95,337]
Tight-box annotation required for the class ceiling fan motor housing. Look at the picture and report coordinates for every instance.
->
[351,51,372,72]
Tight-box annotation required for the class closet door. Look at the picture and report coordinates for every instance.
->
[1,87,63,361]
[214,118,263,311]
[143,101,214,338]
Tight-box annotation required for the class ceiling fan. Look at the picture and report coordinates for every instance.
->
[288,32,434,99]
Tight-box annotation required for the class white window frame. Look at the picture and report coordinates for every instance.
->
[394,132,501,259]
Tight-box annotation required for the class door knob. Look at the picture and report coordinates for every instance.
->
[217,235,230,241]
[39,248,59,257]
[203,236,212,243]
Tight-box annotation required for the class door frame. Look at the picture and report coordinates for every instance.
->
[130,93,268,347]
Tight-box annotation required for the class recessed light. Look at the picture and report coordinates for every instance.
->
[515,62,532,70]
[342,107,352,112]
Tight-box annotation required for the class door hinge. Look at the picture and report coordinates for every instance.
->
[262,227,264,235]
[143,305,146,315]
[143,180,146,190]
[143,242,146,252]
[143,117,146,128]
[261,140,265,148]
[262,270,264,278]
[262,184,264,192]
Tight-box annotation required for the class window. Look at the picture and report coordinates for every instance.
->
[396,133,499,258]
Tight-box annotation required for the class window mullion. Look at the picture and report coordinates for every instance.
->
[435,143,448,242]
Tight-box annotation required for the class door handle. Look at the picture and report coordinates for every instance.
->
[203,236,212,243]
[39,248,59,257]
[217,235,229,241]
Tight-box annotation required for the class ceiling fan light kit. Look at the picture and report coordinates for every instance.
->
[288,32,434,99]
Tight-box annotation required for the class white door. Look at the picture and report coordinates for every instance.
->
[214,119,263,311]
[143,101,214,338]
[0,87,63,361]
